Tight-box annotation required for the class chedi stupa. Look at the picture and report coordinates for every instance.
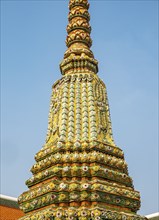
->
[18,0,147,219]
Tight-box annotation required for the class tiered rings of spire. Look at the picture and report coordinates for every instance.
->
[60,0,98,75]
[18,0,147,219]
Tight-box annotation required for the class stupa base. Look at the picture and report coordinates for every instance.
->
[19,207,147,220]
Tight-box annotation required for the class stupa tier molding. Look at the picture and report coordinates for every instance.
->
[60,48,98,75]
[19,179,139,204]
[18,207,146,220]
[69,0,90,10]
[30,151,128,175]
[26,163,132,188]
[67,17,91,34]
[35,140,124,162]
[19,178,140,213]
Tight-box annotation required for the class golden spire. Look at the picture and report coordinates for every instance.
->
[60,0,98,75]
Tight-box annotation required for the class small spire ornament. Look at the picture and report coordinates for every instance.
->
[60,0,98,75]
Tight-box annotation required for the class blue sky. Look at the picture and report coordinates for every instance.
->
[1,0,158,216]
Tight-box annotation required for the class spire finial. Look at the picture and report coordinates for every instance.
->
[60,0,98,75]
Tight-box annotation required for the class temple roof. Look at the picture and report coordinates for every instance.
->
[0,194,19,209]
[146,213,159,220]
